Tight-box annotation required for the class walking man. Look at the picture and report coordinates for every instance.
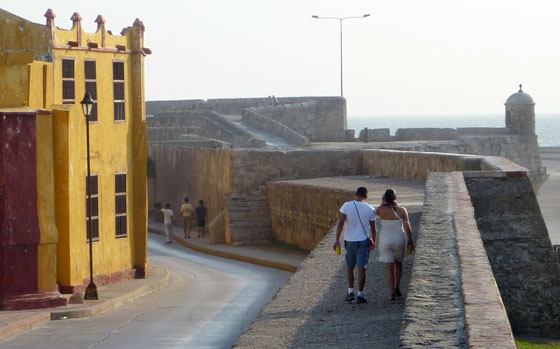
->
[195,200,208,238]
[161,203,174,243]
[181,197,194,238]
[334,187,377,304]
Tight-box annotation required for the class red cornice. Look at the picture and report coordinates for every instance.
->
[52,45,148,56]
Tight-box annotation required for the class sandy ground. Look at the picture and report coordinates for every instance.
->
[538,147,560,245]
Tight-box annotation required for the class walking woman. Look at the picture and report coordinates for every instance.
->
[377,189,414,300]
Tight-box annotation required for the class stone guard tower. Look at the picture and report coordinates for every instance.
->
[505,84,536,135]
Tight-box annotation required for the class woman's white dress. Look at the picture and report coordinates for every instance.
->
[378,218,406,263]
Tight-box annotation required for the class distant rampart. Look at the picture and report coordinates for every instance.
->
[146,96,346,143]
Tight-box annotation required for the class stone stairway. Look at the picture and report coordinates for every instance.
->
[226,195,274,246]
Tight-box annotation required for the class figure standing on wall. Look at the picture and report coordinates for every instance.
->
[195,200,208,238]
[268,95,273,106]
[272,95,280,105]
[376,189,414,300]
[161,203,174,244]
[333,187,377,304]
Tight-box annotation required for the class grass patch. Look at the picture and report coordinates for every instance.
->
[516,339,560,348]
[268,240,307,252]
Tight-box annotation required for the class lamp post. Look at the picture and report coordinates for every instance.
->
[312,14,370,97]
[80,92,98,300]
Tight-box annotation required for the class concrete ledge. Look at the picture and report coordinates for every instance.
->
[0,312,50,343]
[50,267,170,320]
[148,228,298,272]
[399,172,515,348]
[0,265,169,343]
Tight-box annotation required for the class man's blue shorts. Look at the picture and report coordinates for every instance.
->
[345,239,370,269]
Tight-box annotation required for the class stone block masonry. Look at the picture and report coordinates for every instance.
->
[240,108,309,147]
[247,98,346,142]
[231,149,363,195]
[147,144,232,242]
[465,174,560,338]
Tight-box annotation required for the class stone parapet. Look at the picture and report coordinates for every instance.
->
[400,172,515,348]
[396,127,458,141]
[267,182,353,250]
[147,110,264,148]
[231,149,363,195]
[241,108,310,147]
[399,173,466,348]
[362,149,528,181]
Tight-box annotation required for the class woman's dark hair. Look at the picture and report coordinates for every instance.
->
[199,200,204,205]
[384,189,397,209]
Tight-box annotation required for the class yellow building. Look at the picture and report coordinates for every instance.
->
[0,8,149,303]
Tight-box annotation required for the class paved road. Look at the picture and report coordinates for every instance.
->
[538,147,560,245]
[1,235,292,348]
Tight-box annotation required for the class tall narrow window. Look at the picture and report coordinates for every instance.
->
[86,175,100,241]
[115,173,127,237]
[62,58,75,104]
[84,60,98,122]
[113,61,125,121]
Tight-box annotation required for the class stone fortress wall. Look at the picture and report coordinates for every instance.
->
[147,96,346,145]
[147,87,556,342]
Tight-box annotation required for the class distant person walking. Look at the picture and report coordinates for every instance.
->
[161,203,174,244]
[181,197,194,238]
[377,189,414,300]
[195,200,208,238]
[334,187,377,304]
[272,95,279,105]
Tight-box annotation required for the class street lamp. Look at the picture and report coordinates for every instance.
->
[80,92,98,301]
[312,13,371,97]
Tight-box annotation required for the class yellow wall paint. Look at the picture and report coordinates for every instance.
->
[0,8,149,290]
[52,106,72,285]
[37,243,58,292]
[0,9,51,63]
[51,22,148,286]
[0,64,29,107]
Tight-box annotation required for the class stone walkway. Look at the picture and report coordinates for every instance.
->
[235,177,424,348]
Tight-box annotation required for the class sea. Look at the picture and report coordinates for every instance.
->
[347,114,560,147]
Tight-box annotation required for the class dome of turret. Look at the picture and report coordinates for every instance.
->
[505,84,535,105]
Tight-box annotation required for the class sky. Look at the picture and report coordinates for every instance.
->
[3,1,560,117]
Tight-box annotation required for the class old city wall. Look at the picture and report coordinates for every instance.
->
[146,97,346,142]
[147,144,232,243]
[246,98,346,142]
[147,111,263,148]
[267,183,353,250]
[237,169,517,347]
[465,174,560,338]
[359,129,541,174]
[361,149,484,180]
[399,172,515,348]
[240,108,310,147]
[230,149,363,195]
[266,150,524,252]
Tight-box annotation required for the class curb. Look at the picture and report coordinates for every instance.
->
[149,227,298,272]
[0,267,170,343]
[51,267,171,320]
[0,312,50,343]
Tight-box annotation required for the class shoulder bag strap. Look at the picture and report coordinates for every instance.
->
[353,201,370,240]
